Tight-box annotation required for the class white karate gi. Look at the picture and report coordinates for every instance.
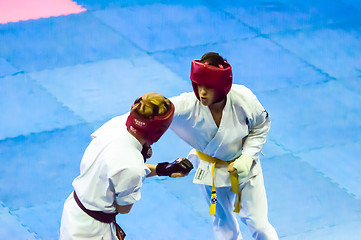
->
[170,84,278,240]
[60,114,150,240]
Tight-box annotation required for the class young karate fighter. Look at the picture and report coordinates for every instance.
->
[59,92,193,240]
[170,53,278,240]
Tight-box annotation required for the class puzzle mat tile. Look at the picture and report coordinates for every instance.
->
[29,56,191,123]
[74,0,122,10]
[0,58,19,77]
[0,73,83,140]
[261,139,290,159]
[296,141,361,200]
[259,80,361,127]
[13,201,63,240]
[75,0,206,11]
[269,121,361,154]
[285,220,361,240]
[257,80,361,151]
[271,27,361,79]
[340,0,361,13]
[337,73,361,95]
[153,37,325,93]
[0,12,144,72]
[0,122,99,210]
[0,203,38,240]
[211,0,361,34]
[260,154,361,238]
[93,4,255,52]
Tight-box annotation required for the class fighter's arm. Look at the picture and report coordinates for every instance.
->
[242,107,270,158]
[111,168,144,214]
[231,85,271,159]
[229,86,271,177]
[230,109,270,177]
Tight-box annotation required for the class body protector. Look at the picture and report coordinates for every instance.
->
[126,98,175,145]
[190,59,233,103]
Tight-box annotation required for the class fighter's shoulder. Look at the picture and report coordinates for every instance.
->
[229,84,259,103]
[229,84,264,113]
[230,84,256,97]
[91,113,128,138]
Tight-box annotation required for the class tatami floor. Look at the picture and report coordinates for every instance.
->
[1,0,361,239]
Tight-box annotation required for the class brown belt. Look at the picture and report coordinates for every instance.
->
[73,191,126,240]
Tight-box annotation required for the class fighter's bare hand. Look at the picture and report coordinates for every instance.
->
[228,162,238,176]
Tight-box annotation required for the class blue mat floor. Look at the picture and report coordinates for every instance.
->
[0,1,360,239]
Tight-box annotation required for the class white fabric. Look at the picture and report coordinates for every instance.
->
[91,113,128,139]
[233,154,254,178]
[60,194,118,240]
[170,84,270,187]
[60,116,150,240]
[170,84,278,240]
[199,169,278,240]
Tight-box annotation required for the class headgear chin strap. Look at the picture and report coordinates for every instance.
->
[126,99,175,145]
[190,59,233,103]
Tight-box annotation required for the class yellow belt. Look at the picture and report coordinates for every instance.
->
[195,150,242,215]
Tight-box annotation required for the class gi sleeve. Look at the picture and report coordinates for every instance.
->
[169,92,197,117]
[111,168,144,206]
[169,92,198,141]
[241,92,271,160]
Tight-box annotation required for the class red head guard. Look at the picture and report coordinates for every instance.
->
[190,59,232,103]
[126,98,175,145]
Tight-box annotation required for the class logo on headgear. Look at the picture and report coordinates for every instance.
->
[129,126,137,133]
[134,119,146,127]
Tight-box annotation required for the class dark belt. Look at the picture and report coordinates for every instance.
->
[73,191,126,239]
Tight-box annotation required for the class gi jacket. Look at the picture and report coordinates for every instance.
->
[170,84,270,187]
[73,114,150,212]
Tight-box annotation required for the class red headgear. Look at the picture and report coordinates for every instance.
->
[190,59,232,103]
[126,97,175,145]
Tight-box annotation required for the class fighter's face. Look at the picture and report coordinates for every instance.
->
[197,85,216,106]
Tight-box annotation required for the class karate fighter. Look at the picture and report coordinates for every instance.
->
[170,52,278,240]
[59,92,193,240]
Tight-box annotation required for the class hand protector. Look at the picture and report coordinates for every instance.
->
[233,154,254,178]
[156,158,193,177]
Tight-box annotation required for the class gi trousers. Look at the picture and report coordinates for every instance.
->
[200,170,278,240]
